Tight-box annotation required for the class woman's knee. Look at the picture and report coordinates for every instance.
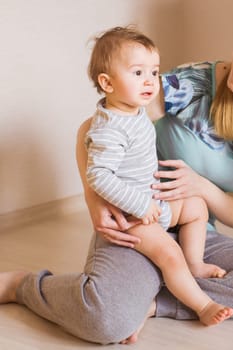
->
[75,304,139,344]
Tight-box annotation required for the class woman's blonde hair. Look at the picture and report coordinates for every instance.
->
[88,26,158,93]
[210,72,233,140]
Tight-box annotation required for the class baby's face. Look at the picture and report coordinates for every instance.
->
[106,42,160,115]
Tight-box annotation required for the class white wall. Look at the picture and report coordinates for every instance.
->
[0,0,232,214]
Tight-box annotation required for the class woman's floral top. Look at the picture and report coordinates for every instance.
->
[161,61,233,155]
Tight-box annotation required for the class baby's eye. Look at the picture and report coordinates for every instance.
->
[135,70,142,76]
[152,70,158,76]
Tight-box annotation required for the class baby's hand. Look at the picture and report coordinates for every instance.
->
[141,200,162,225]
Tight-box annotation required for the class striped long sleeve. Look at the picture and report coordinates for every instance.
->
[85,103,158,219]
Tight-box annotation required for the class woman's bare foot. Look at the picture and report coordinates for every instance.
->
[0,271,29,304]
[189,262,226,278]
[120,300,156,345]
[199,301,233,326]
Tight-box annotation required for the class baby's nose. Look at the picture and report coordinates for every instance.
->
[144,78,153,85]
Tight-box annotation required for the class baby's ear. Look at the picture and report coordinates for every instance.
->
[98,73,114,93]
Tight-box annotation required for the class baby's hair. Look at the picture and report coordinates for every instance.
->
[88,25,158,93]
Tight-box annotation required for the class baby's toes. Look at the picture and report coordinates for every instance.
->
[213,267,226,278]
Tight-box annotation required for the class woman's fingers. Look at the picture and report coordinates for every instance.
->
[158,159,187,169]
[153,187,186,201]
[152,159,202,200]
[110,206,140,231]
[91,202,141,248]
[153,179,181,190]
[155,166,189,182]
[153,159,200,193]
[98,228,140,248]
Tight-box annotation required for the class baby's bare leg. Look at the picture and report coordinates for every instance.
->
[128,222,232,327]
[170,198,226,278]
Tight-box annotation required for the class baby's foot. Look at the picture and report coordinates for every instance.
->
[189,262,226,278]
[0,271,28,304]
[120,300,156,345]
[199,301,233,326]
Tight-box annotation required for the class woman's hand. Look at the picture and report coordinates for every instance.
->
[152,159,204,201]
[85,190,141,248]
[153,159,233,228]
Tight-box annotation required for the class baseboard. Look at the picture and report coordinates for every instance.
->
[0,194,87,232]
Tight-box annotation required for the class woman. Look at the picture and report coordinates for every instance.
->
[0,60,232,345]
[78,60,233,343]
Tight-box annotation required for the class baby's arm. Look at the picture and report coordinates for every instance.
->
[86,125,152,220]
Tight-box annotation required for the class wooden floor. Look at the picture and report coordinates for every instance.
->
[1,196,233,350]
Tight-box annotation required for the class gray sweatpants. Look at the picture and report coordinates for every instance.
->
[16,229,233,344]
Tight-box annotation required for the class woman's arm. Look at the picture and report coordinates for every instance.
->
[76,119,140,247]
[152,159,233,228]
